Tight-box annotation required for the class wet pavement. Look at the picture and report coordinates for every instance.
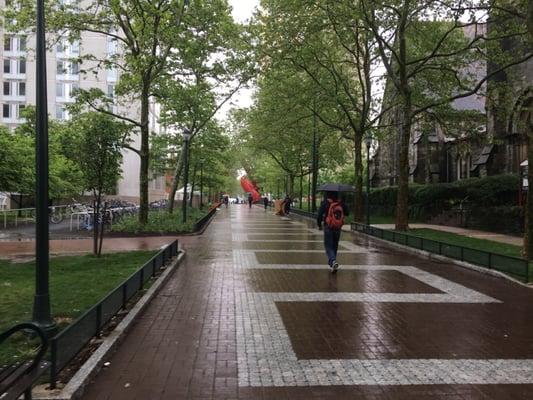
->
[80,205,533,399]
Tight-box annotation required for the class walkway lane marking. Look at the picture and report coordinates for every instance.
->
[229,208,533,388]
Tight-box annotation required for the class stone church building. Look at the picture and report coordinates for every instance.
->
[371,23,533,187]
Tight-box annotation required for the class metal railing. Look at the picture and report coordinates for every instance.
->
[192,203,220,232]
[290,208,317,219]
[352,222,530,283]
[49,240,179,388]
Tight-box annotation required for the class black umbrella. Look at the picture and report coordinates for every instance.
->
[317,183,356,192]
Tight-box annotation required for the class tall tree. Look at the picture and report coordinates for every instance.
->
[70,112,124,256]
[361,0,532,230]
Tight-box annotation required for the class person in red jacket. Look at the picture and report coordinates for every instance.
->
[316,192,349,272]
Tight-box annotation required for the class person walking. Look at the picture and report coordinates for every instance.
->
[223,195,229,208]
[317,191,349,273]
[283,194,292,215]
[248,193,253,209]
[263,195,269,210]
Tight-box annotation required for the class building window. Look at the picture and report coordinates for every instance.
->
[3,82,11,96]
[18,82,25,96]
[18,37,26,51]
[2,104,11,118]
[56,83,64,98]
[107,84,114,99]
[70,62,79,75]
[56,106,66,120]
[4,60,11,74]
[17,104,25,118]
[18,59,26,74]
[57,60,66,74]
[3,36,12,51]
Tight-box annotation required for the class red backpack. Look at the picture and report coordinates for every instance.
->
[325,199,345,230]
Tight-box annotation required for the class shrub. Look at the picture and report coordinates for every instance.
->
[369,174,519,211]
[111,208,207,234]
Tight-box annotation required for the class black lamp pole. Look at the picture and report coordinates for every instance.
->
[311,102,318,213]
[307,162,312,212]
[365,135,372,226]
[33,0,56,335]
[276,178,280,198]
[181,129,191,223]
[200,159,204,209]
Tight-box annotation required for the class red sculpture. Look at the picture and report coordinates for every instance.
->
[240,176,261,202]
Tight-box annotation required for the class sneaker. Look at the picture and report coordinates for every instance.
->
[332,261,339,273]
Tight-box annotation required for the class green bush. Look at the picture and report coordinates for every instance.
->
[369,174,519,210]
[111,208,207,234]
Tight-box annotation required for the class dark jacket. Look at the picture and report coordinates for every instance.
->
[317,198,349,228]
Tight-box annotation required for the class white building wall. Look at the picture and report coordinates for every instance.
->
[0,0,167,202]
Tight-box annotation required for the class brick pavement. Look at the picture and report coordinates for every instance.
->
[81,205,533,399]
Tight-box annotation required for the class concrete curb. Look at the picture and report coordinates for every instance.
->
[33,251,186,400]
[350,230,533,289]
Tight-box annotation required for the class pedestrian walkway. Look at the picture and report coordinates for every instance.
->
[372,223,522,246]
[81,205,533,399]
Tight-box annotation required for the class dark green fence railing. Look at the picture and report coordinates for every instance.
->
[351,222,530,283]
[49,240,179,388]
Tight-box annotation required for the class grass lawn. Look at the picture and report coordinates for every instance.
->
[0,250,155,364]
[408,228,522,258]
[111,208,207,233]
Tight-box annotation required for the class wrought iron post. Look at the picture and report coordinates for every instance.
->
[32,0,56,335]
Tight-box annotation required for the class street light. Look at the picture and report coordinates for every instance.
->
[32,0,56,335]
[307,161,312,212]
[181,128,191,223]
[365,133,372,226]
[200,158,205,209]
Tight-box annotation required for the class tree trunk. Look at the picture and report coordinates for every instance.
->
[353,134,364,222]
[395,98,412,231]
[138,84,150,225]
[168,149,183,213]
[524,111,533,259]
[98,201,107,257]
[93,193,101,256]
[526,0,533,44]
[299,172,303,209]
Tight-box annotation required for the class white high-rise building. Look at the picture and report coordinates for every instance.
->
[0,0,167,203]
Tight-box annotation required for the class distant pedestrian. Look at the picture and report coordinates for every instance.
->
[283,194,292,215]
[263,196,269,210]
[248,193,253,209]
[317,191,349,273]
[223,195,229,208]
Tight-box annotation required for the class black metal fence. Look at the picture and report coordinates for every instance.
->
[192,205,218,232]
[289,208,317,219]
[49,240,179,388]
[352,222,530,283]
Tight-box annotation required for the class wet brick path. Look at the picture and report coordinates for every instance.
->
[81,206,533,399]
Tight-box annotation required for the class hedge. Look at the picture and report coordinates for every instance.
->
[369,174,520,213]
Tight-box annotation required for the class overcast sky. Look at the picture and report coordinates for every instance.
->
[216,0,260,120]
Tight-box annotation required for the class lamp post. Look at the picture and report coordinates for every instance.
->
[181,129,191,223]
[365,134,372,226]
[307,161,312,212]
[200,159,204,209]
[276,178,280,198]
[32,0,56,335]
[311,103,318,213]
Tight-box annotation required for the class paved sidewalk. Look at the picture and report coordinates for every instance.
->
[81,205,533,399]
[372,223,522,246]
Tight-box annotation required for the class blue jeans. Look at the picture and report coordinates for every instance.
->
[323,226,341,266]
